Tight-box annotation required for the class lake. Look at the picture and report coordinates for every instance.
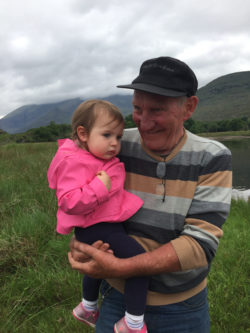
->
[219,138,250,190]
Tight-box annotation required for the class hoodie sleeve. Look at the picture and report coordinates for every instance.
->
[55,157,109,215]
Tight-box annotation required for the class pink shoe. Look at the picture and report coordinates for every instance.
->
[72,302,99,328]
[114,317,148,333]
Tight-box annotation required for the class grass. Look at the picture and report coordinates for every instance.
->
[0,142,249,332]
[208,200,250,332]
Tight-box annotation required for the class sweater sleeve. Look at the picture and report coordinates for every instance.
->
[56,157,109,215]
[171,149,232,270]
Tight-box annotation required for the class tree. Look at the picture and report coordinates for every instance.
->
[125,114,136,128]
[230,118,245,131]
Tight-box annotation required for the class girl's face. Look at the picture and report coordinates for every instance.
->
[79,113,124,160]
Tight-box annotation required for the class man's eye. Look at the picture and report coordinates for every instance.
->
[133,106,141,113]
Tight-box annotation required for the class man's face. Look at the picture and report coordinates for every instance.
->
[132,91,191,155]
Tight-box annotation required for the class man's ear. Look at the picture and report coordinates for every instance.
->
[76,126,88,143]
[183,96,198,121]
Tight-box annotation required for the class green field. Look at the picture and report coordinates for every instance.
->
[0,142,249,332]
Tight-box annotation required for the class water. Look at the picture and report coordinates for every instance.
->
[220,138,250,190]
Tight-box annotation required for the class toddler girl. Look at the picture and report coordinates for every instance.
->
[48,100,148,333]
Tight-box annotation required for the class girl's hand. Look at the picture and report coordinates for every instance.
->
[96,170,111,191]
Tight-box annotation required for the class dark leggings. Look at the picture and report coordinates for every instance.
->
[75,223,149,315]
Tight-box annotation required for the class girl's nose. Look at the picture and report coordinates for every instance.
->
[111,138,118,146]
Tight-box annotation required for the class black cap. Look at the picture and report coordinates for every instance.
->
[117,56,198,97]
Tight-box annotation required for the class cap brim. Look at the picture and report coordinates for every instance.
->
[117,83,186,97]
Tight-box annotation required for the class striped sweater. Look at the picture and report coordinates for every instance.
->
[108,128,232,304]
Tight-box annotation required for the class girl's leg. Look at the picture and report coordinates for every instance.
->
[82,275,102,301]
[104,223,149,316]
[75,223,149,324]
[75,227,102,303]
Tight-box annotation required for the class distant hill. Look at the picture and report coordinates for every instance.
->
[0,95,133,134]
[0,71,249,133]
[0,98,82,134]
[194,71,250,121]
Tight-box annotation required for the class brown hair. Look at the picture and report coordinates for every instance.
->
[72,99,124,140]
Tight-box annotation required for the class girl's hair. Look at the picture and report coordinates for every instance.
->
[72,99,124,140]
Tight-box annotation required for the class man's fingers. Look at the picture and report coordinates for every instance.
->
[68,252,87,273]
[99,242,113,253]
[74,242,99,258]
[92,241,113,253]
[68,249,103,277]
[68,251,76,268]
[92,240,105,249]
[70,237,111,253]
[69,235,76,250]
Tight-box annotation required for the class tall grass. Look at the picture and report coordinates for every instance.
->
[0,142,249,332]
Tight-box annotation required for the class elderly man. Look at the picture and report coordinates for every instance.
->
[68,56,232,332]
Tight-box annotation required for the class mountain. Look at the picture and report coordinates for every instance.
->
[194,71,250,121]
[0,71,249,133]
[0,95,133,134]
[0,98,83,134]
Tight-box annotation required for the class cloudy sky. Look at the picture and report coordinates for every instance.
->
[1,0,250,118]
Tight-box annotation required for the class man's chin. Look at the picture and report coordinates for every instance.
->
[143,141,161,153]
[142,139,170,155]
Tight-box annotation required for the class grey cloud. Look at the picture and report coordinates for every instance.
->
[0,0,250,117]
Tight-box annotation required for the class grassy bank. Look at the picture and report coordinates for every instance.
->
[0,142,249,332]
[199,129,250,139]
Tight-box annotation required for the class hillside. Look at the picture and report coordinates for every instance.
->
[0,71,249,133]
[194,71,250,121]
[0,95,133,134]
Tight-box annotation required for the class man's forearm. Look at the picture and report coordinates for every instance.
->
[69,239,181,279]
[114,242,181,278]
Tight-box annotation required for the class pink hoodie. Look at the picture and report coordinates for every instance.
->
[48,139,143,234]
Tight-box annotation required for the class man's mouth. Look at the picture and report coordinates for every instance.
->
[142,129,163,136]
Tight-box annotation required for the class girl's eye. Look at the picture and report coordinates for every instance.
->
[103,133,110,138]
[117,135,122,140]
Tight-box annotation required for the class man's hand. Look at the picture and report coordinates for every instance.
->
[69,236,113,263]
[68,239,122,279]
